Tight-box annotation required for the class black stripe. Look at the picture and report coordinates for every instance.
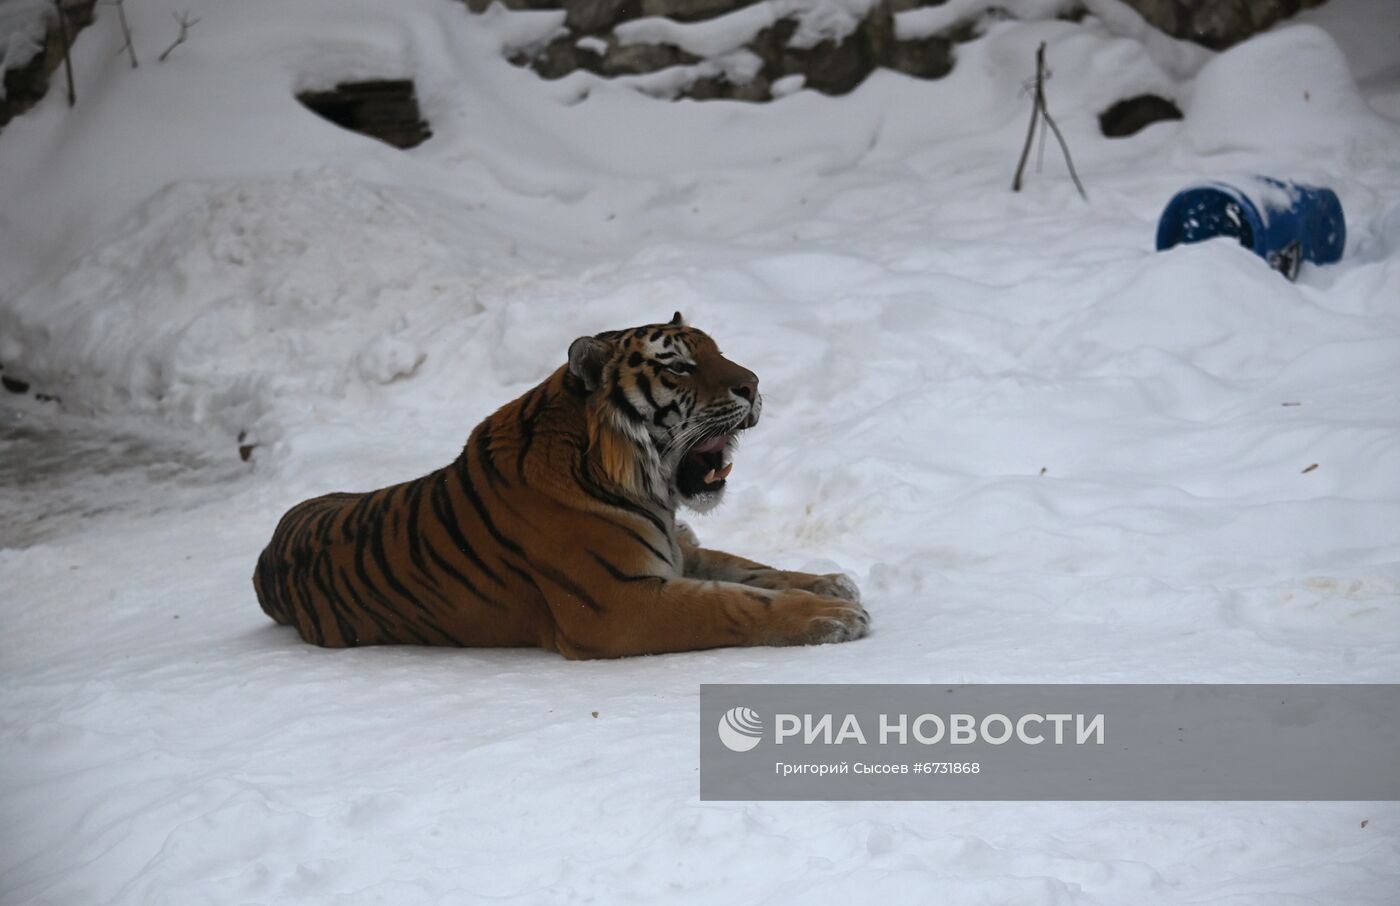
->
[309,550,357,646]
[287,541,325,640]
[340,491,377,542]
[570,456,669,536]
[516,386,545,475]
[634,370,663,412]
[475,427,508,490]
[585,512,673,566]
[314,504,339,545]
[501,559,535,586]
[588,550,664,585]
[404,477,443,592]
[454,460,604,613]
[332,563,397,641]
[366,499,431,617]
[652,402,679,427]
[744,590,774,609]
[533,560,605,612]
[452,461,525,558]
[352,528,435,645]
[470,433,530,523]
[422,533,505,610]
[291,556,326,644]
[429,472,505,587]
[609,383,643,423]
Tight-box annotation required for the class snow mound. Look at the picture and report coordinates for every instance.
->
[0,175,491,439]
[1185,25,1374,156]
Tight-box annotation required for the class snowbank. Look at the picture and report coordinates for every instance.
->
[1185,24,1378,158]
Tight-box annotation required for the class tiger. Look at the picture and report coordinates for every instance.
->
[252,312,869,659]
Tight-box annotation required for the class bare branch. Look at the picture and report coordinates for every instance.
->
[1038,95,1088,201]
[104,0,138,68]
[1010,68,1039,192]
[157,11,200,63]
[51,0,76,105]
[1011,42,1087,201]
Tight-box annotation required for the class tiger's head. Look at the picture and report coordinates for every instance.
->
[567,312,761,513]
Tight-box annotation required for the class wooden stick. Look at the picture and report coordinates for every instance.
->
[1038,90,1087,200]
[1011,54,1039,192]
[1011,42,1087,201]
[108,0,138,68]
[51,0,76,106]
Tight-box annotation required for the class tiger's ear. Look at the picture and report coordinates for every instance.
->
[669,311,686,326]
[568,336,613,391]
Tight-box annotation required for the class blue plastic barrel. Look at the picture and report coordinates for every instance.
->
[1155,177,1345,279]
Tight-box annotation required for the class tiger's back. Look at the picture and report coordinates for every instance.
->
[252,459,558,650]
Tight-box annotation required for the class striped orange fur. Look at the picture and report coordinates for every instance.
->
[253,313,868,658]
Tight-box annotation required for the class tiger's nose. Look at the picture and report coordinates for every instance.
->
[732,379,758,402]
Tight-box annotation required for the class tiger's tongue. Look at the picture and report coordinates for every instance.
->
[692,435,730,454]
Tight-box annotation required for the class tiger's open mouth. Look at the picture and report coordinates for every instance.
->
[676,433,736,499]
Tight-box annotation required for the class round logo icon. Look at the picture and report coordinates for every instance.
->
[717,706,763,752]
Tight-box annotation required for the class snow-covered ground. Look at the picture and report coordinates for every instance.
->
[3,0,1399,902]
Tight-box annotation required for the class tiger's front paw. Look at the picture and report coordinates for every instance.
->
[771,591,869,646]
[803,597,871,645]
[810,573,861,604]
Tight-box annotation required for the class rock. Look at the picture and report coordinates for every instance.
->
[531,37,581,78]
[775,7,893,96]
[527,33,697,78]
[473,0,1320,103]
[1115,0,1320,49]
[640,0,747,22]
[784,36,867,95]
[1117,0,1182,37]
[1098,93,1183,137]
[594,40,699,76]
[726,74,772,102]
[566,0,639,33]
[744,17,793,82]
[0,0,97,129]
[464,0,563,11]
[1184,0,1253,49]
[687,73,771,102]
[888,35,953,80]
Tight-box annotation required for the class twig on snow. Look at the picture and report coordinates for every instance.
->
[157,10,199,63]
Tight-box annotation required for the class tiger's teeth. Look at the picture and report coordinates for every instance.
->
[702,463,734,486]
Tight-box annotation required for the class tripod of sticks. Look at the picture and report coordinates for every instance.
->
[1011,42,1087,201]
